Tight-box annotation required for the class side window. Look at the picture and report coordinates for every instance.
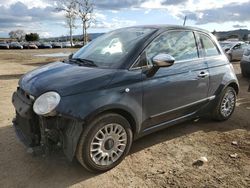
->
[199,34,220,57]
[144,31,198,66]
[233,44,241,50]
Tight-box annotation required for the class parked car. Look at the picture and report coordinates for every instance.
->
[74,42,83,48]
[52,42,62,48]
[22,42,38,49]
[62,41,74,48]
[38,42,52,49]
[0,42,9,49]
[12,25,239,172]
[9,42,23,49]
[220,41,248,61]
[29,43,38,49]
[240,47,250,77]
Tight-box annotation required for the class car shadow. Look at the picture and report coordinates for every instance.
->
[130,116,249,155]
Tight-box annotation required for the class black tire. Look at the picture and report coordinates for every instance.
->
[76,113,133,172]
[212,87,236,121]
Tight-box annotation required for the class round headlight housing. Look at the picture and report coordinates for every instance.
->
[33,91,61,116]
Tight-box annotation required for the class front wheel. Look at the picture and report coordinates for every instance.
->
[76,113,133,172]
[212,87,237,121]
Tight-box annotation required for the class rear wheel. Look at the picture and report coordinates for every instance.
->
[76,113,133,172]
[212,87,236,121]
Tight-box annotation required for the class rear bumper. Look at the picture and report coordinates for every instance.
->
[12,87,83,160]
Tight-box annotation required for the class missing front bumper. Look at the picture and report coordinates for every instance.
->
[12,88,83,161]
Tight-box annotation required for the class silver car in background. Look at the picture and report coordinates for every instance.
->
[220,41,249,61]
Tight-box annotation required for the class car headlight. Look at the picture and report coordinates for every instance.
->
[33,91,60,116]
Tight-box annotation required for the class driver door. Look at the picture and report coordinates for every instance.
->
[141,30,209,131]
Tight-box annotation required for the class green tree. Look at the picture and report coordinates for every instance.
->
[25,33,40,41]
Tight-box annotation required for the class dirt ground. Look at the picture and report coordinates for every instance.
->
[0,49,249,188]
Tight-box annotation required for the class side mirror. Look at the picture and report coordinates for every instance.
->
[69,53,74,59]
[145,54,175,77]
[152,54,175,67]
[224,48,230,52]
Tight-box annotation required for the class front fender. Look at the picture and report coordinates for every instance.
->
[56,87,143,134]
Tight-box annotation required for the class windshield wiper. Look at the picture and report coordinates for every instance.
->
[69,58,97,67]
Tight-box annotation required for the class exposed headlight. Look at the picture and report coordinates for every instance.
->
[33,92,60,116]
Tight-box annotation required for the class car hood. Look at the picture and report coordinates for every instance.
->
[19,62,116,97]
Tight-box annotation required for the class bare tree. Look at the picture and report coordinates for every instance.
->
[9,30,26,41]
[76,0,94,45]
[56,0,77,47]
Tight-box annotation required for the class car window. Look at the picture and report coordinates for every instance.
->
[199,34,220,57]
[73,28,156,68]
[142,31,198,66]
[233,44,241,50]
[241,43,249,49]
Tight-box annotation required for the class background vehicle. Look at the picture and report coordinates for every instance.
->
[62,41,74,48]
[12,26,239,172]
[0,42,9,49]
[52,42,62,48]
[38,42,52,49]
[240,47,250,77]
[9,42,23,49]
[220,41,248,61]
[22,42,38,49]
[74,42,83,48]
[28,43,38,49]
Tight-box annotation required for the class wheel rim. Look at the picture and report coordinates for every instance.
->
[90,123,127,166]
[220,90,236,117]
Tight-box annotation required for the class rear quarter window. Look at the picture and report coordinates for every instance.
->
[199,34,220,57]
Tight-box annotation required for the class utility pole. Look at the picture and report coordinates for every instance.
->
[183,16,187,26]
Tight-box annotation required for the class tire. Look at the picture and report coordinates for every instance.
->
[76,113,133,172]
[212,87,236,121]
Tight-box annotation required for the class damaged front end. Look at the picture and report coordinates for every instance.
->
[12,87,83,160]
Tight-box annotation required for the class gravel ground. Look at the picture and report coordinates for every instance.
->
[0,49,249,188]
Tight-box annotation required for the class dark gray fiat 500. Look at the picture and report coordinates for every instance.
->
[12,25,239,172]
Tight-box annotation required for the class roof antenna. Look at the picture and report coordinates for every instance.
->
[183,16,187,26]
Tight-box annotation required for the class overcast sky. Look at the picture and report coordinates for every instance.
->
[0,0,250,38]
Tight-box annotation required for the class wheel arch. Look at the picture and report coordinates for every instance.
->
[83,105,140,138]
[227,81,239,94]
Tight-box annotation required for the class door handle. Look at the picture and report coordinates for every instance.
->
[198,71,209,78]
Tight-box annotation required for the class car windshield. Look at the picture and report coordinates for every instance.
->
[72,27,156,68]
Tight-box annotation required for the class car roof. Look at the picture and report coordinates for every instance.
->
[126,25,210,34]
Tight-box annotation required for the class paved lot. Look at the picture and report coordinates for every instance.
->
[0,49,249,188]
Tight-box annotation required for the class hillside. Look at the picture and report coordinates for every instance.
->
[213,29,250,41]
